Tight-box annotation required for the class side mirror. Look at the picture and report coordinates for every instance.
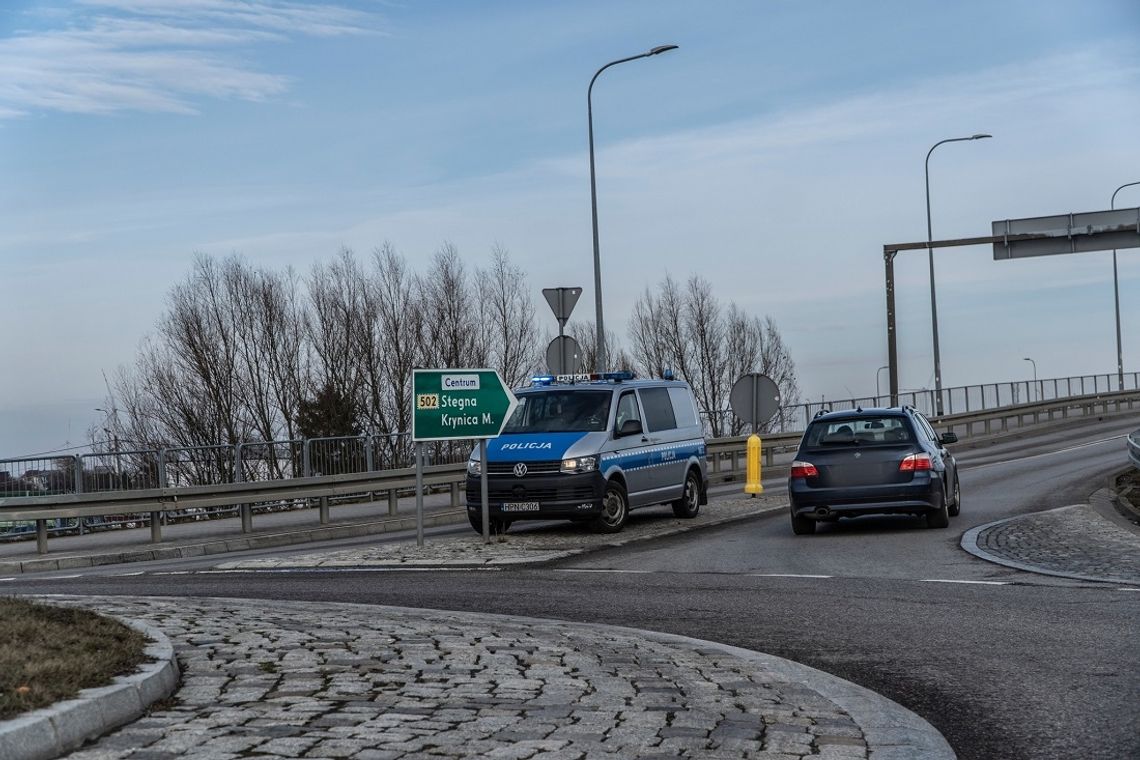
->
[617,419,643,438]
[940,431,958,445]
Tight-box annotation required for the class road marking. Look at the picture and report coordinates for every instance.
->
[1118,588,1140,592]
[965,435,1126,470]
[920,579,1009,586]
[747,573,833,579]
[556,568,652,574]
[49,574,83,579]
[0,578,15,582]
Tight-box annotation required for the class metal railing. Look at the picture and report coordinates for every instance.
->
[704,371,1140,435]
[3,388,1138,555]
[1129,428,1140,469]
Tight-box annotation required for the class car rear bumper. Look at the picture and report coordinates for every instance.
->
[788,474,944,518]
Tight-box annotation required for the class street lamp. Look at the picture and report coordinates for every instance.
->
[589,44,678,372]
[876,365,889,401]
[925,133,991,415]
[1023,357,1036,401]
[1111,181,1140,391]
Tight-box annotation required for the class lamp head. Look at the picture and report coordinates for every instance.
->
[971,133,992,140]
[649,45,679,55]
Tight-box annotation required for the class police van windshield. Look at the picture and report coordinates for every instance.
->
[502,390,611,433]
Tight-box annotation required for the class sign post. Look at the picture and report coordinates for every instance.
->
[729,373,782,498]
[543,287,583,374]
[412,369,519,545]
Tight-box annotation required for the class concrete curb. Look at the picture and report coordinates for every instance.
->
[0,617,180,760]
[220,501,788,570]
[960,503,1137,585]
[366,601,955,760]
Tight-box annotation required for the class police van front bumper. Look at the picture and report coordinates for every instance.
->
[465,471,606,520]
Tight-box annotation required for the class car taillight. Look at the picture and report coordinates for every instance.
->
[899,453,933,472]
[791,461,818,478]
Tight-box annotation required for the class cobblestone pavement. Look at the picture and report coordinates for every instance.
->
[217,495,787,571]
[49,595,870,760]
[972,502,1140,584]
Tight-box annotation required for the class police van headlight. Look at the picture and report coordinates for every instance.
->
[466,458,481,476]
[561,456,598,474]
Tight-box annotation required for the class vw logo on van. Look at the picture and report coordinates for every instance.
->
[513,463,528,478]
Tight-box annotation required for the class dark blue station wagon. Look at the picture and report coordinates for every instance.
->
[787,406,960,534]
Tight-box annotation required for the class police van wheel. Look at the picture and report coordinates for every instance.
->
[468,511,510,535]
[592,481,629,533]
[672,470,702,519]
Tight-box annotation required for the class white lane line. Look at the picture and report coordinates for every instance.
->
[556,568,652,574]
[920,579,1009,586]
[113,571,145,576]
[747,573,833,579]
[0,578,15,582]
[965,435,1126,470]
[1118,588,1140,592]
[49,574,83,579]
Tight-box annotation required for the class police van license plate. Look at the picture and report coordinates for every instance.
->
[501,502,540,512]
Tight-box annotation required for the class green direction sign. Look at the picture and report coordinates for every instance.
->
[412,368,520,442]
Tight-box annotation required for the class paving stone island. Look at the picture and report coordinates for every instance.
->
[35,595,927,760]
[964,499,1140,584]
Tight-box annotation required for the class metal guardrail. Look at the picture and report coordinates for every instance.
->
[1128,428,1140,469]
[3,389,1138,555]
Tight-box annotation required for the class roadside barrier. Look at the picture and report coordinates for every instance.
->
[3,390,1138,555]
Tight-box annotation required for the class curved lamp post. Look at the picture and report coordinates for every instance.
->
[1111,181,1140,391]
[589,44,678,372]
[925,133,991,414]
[1023,356,1036,401]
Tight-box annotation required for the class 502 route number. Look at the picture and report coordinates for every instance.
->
[416,394,440,410]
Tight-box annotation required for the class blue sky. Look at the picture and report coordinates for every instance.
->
[2,0,1139,457]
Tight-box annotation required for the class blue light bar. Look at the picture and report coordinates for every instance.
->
[530,375,555,386]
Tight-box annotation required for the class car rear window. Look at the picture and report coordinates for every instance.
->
[805,416,914,446]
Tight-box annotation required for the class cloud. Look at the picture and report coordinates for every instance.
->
[0,1,384,117]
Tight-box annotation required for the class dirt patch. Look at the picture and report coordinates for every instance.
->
[0,597,148,720]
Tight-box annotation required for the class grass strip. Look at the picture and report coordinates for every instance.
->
[0,597,148,721]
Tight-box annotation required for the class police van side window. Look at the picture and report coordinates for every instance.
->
[639,387,678,432]
[667,387,698,428]
[615,391,641,431]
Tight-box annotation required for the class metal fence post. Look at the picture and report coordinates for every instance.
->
[150,511,162,543]
[158,449,168,488]
[303,438,311,478]
[73,454,83,494]
[36,519,48,554]
[319,496,329,524]
[235,443,252,533]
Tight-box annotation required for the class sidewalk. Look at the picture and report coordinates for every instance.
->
[31,595,952,760]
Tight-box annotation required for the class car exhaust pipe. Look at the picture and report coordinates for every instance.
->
[814,507,831,519]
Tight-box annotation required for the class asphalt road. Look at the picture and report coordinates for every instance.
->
[14,414,1140,760]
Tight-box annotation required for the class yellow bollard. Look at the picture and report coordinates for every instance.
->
[745,434,763,496]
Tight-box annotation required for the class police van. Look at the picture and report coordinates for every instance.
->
[466,372,708,534]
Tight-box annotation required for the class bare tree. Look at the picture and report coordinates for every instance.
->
[629,274,801,436]
[475,244,541,387]
[568,320,634,374]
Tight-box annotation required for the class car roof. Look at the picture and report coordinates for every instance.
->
[811,407,912,422]
[517,379,689,393]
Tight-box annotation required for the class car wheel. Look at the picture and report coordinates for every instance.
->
[592,481,629,533]
[926,491,950,529]
[790,506,815,535]
[671,469,702,519]
[947,475,961,517]
[467,511,510,535]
